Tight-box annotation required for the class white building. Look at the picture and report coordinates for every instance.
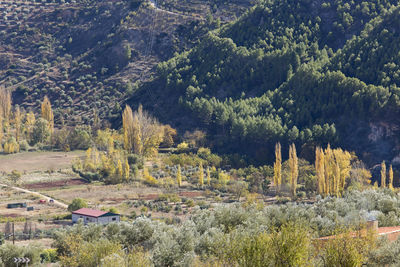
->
[72,208,120,225]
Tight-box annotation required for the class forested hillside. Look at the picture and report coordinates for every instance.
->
[128,0,400,167]
[2,0,400,168]
[0,0,252,124]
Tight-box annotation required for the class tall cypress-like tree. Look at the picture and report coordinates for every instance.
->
[0,89,11,128]
[41,96,54,132]
[122,105,143,154]
[124,159,130,181]
[123,105,134,152]
[315,147,325,196]
[381,161,386,188]
[207,167,211,186]
[198,163,204,186]
[389,165,394,190]
[177,165,182,187]
[289,143,298,199]
[14,106,21,142]
[316,146,351,197]
[25,111,35,142]
[273,142,282,193]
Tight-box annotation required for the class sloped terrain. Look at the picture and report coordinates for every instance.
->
[127,0,400,166]
[0,0,252,125]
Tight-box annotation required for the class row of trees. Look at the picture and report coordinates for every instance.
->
[273,142,299,198]
[315,145,352,197]
[381,160,395,189]
[0,89,55,153]
[272,142,377,198]
[73,147,130,184]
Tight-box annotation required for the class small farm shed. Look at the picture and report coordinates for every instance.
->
[72,208,120,225]
[7,203,26,209]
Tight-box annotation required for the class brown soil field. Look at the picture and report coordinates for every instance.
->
[0,151,84,173]
[25,178,87,190]
[179,191,203,198]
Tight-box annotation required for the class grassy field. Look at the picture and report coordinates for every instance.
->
[0,151,84,173]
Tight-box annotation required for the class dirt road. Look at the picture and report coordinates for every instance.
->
[0,183,68,209]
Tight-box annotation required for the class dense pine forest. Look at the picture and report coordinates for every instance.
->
[130,0,400,168]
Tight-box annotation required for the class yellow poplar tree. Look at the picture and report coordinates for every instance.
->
[198,163,204,186]
[0,89,11,129]
[316,147,325,196]
[333,148,352,195]
[117,159,123,179]
[176,165,182,187]
[84,148,95,170]
[207,167,211,186]
[389,165,394,190]
[123,105,143,154]
[132,113,143,155]
[316,146,351,197]
[381,161,386,188]
[273,142,282,193]
[289,143,298,198]
[123,105,134,151]
[25,111,35,141]
[334,162,341,197]
[14,106,21,142]
[124,159,130,181]
[41,96,54,132]
[324,144,334,196]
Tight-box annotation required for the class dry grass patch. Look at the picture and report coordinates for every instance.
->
[0,151,84,173]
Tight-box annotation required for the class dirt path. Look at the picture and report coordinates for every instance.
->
[148,0,200,18]
[0,183,68,209]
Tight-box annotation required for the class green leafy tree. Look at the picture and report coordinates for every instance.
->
[31,118,51,145]
[68,198,88,212]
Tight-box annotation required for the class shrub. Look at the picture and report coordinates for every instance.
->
[177,142,189,152]
[4,137,20,154]
[19,140,29,151]
[69,126,91,150]
[68,198,88,212]
[319,228,376,267]
[9,170,22,184]
[0,244,42,266]
[40,248,58,263]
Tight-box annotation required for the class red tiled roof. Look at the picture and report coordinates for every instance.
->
[72,208,107,218]
[377,226,400,235]
[317,226,400,240]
